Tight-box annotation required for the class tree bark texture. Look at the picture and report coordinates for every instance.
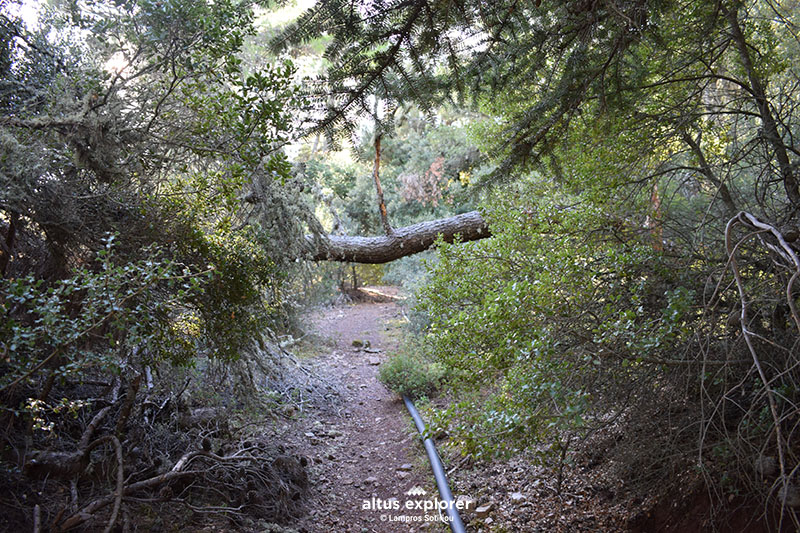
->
[308,210,490,263]
[372,134,393,236]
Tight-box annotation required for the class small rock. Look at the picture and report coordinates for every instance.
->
[456,495,475,511]
[475,502,493,519]
[397,464,413,471]
[484,517,494,525]
[510,492,525,502]
[397,471,409,479]
[368,357,381,365]
[304,432,316,438]
[364,476,378,485]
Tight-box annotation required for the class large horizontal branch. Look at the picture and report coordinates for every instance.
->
[307,210,490,263]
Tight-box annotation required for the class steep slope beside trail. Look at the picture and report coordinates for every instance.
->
[288,289,448,533]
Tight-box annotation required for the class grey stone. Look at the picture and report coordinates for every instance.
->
[475,502,493,519]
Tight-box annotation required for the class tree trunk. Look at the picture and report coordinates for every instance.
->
[372,134,393,236]
[725,7,800,209]
[308,210,490,263]
[0,212,18,278]
[681,132,737,216]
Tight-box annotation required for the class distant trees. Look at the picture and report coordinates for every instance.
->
[301,107,486,263]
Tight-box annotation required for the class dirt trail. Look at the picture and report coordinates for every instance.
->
[289,288,448,533]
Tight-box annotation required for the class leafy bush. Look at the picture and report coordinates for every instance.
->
[0,232,274,393]
[379,339,445,400]
[416,181,701,463]
[381,250,433,289]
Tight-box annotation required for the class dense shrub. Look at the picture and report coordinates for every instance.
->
[415,181,730,477]
[379,338,446,400]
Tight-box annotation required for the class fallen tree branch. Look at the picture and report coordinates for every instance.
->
[58,470,200,531]
[25,406,112,479]
[80,406,111,449]
[307,210,490,263]
[115,374,141,437]
[737,211,800,333]
[58,446,266,531]
[33,504,41,533]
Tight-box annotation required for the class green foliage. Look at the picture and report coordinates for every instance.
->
[381,251,433,295]
[0,232,279,396]
[382,118,479,221]
[379,338,445,400]
[0,237,200,389]
[416,180,700,459]
[0,0,307,331]
[304,157,359,201]
[0,0,306,270]
[0,0,309,451]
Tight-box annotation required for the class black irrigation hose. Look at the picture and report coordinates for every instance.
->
[403,396,467,533]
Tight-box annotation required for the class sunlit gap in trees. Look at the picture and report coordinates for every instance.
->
[3,0,40,30]
[104,51,130,75]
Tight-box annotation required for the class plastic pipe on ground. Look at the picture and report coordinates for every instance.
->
[403,395,467,533]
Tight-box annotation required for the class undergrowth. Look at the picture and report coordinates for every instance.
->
[379,336,446,400]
